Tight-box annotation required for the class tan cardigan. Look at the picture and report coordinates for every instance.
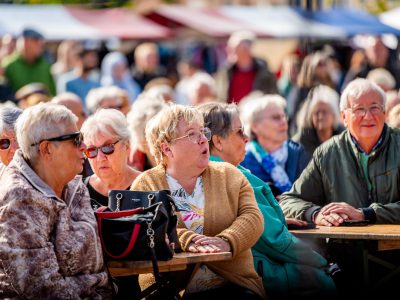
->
[131,161,266,298]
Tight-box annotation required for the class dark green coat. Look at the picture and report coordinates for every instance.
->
[280,126,400,224]
[210,156,336,298]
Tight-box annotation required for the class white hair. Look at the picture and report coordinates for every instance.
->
[16,102,78,163]
[86,86,124,114]
[227,30,256,49]
[187,72,217,102]
[340,78,386,112]
[366,68,396,91]
[52,92,82,105]
[297,85,341,129]
[126,96,166,151]
[0,106,23,133]
[81,108,130,145]
[240,94,286,140]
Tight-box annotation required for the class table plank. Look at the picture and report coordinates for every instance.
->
[108,251,232,276]
[290,224,400,241]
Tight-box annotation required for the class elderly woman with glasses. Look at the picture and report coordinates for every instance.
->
[240,94,310,197]
[131,104,265,299]
[81,108,141,299]
[197,102,337,299]
[0,102,111,299]
[0,106,22,176]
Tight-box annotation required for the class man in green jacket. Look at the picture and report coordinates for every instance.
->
[280,78,400,297]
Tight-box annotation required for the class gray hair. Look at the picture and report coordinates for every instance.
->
[52,92,82,105]
[197,102,238,151]
[297,85,341,129]
[0,106,23,134]
[81,108,130,145]
[240,94,286,140]
[86,86,124,114]
[340,78,386,112]
[15,102,78,163]
[126,95,166,151]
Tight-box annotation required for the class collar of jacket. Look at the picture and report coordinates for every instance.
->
[347,124,388,157]
[12,149,78,201]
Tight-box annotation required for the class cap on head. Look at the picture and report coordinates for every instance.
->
[21,28,44,40]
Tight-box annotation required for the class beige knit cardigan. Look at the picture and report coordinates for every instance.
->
[131,161,266,298]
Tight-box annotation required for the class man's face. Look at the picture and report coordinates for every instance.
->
[342,90,386,146]
[25,37,44,59]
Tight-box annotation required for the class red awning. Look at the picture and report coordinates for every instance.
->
[66,7,172,40]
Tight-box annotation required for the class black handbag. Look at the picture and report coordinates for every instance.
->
[108,189,180,251]
[95,202,174,261]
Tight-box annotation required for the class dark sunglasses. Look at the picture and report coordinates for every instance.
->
[30,132,83,147]
[84,140,120,159]
[0,138,11,150]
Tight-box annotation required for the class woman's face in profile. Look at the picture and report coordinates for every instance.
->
[312,101,335,132]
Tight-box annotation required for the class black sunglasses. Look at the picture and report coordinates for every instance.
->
[0,138,11,150]
[30,132,83,147]
[84,140,120,159]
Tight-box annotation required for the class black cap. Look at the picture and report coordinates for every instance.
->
[21,28,44,40]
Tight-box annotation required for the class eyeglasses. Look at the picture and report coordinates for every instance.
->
[30,132,83,147]
[171,127,211,144]
[84,140,120,159]
[0,138,12,150]
[232,126,245,138]
[346,104,384,118]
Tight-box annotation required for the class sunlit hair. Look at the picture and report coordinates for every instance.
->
[197,102,238,151]
[81,108,130,146]
[340,78,386,112]
[16,102,77,163]
[0,106,22,134]
[126,95,167,152]
[239,94,286,141]
[86,86,124,114]
[145,104,203,165]
[387,103,400,129]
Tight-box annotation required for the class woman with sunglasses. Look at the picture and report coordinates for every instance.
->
[0,103,111,298]
[197,102,337,299]
[80,108,141,299]
[131,104,265,299]
[0,106,22,177]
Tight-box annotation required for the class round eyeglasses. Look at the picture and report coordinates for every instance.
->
[171,127,212,144]
[84,140,120,159]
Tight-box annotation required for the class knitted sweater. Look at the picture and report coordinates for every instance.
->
[131,161,266,298]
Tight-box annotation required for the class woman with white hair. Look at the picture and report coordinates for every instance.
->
[100,51,141,102]
[187,72,218,105]
[127,95,166,171]
[241,94,310,197]
[292,85,344,156]
[131,104,265,299]
[0,102,111,298]
[0,106,22,175]
[81,108,141,299]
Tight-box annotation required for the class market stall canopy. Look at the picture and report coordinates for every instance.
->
[302,7,400,36]
[0,4,172,40]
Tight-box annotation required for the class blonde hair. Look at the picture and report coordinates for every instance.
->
[145,104,203,165]
[387,103,400,128]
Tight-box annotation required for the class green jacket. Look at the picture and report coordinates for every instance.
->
[2,53,56,95]
[210,155,336,298]
[280,126,400,224]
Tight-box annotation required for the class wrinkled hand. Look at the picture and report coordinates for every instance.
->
[320,202,364,221]
[285,218,308,226]
[187,235,231,253]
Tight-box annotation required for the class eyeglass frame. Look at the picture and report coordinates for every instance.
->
[0,138,17,151]
[346,104,385,118]
[170,127,212,144]
[84,140,120,159]
[30,132,83,147]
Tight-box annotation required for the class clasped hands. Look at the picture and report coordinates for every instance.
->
[314,202,365,226]
[187,235,231,253]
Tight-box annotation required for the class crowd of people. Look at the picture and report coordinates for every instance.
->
[1,26,400,299]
